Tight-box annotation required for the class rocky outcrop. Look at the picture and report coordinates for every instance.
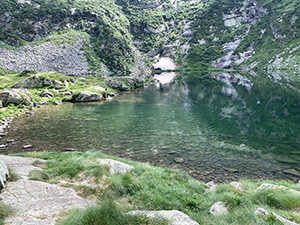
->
[255,183,300,195]
[97,159,134,175]
[0,88,32,106]
[39,90,54,98]
[72,90,101,102]
[128,210,199,225]
[0,155,93,224]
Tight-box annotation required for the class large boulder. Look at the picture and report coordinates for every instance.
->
[209,201,229,215]
[72,90,101,102]
[127,210,199,225]
[13,75,43,88]
[0,88,32,106]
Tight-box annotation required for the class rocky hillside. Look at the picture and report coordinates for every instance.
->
[0,0,299,88]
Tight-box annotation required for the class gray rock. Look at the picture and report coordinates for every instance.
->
[72,90,101,102]
[255,208,300,225]
[209,201,229,215]
[230,181,243,190]
[39,90,54,98]
[256,183,300,195]
[128,210,199,225]
[0,155,93,224]
[43,79,53,86]
[0,159,9,189]
[54,80,63,89]
[0,88,32,106]
[79,78,87,83]
[206,181,217,190]
[97,159,134,175]
[13,75,43,88]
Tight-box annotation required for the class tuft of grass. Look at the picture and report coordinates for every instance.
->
[59,199,167,225]
[7,168,19,182]
[29,170,50,182]
[0,202,13,225]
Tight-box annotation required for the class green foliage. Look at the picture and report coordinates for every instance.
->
[29,169,50,182]
[60,199,168,225]
[0,202,13,225]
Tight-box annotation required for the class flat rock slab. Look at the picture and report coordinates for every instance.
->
[1,179,92,225]
[0,155,93,224]
[128,210,199,225]
[256,183,300,195]
[0,155,45,179]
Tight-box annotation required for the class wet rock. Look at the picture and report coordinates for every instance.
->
[72,90,101,102]
[174,158,184,163]
[97,159,134,175]
[224,167,239,173]
[23,145,33,149]
[283,169,300,177]
[0,88,32,106]
[127,210,199,225]
[209,201,229,215]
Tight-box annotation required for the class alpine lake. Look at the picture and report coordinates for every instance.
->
[1,72,300,183]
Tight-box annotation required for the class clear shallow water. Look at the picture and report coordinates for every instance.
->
[2,72,300,182]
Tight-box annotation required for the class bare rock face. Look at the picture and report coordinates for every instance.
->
[0,155,93,224]
[128,210,199,225]
[0,88,32,106]
[72,90,102,102]
[13,75,43,88]
[97,159,134,175]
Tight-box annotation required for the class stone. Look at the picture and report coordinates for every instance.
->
[39,90,54,98]
[0,159,9,190]
[0,88,32,106]
[224,167,239,173]
[283,169,300,177]
[97,159,134,175]
[209,201,229,215]
[256,183,300,195]
[230,181,243,190]
[65,148,75,151]
[23,145,33,149]
[255,208,300,225]
[174,158,184,163]
[53,101,60,106]
[54,80,63,89]
[79,78,87,83]
[254,208,269,217]
[0,155,93,224]
[72,90,101,102]
[206,181,217,190]
[13,75,43,88]
[0,144,6,148]
[127,210,199,225]
[43,79,53,86]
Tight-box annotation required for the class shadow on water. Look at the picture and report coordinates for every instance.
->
[1,71,300,183]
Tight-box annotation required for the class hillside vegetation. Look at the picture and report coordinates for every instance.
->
[0,0,299,85]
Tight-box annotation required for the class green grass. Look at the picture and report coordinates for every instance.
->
[12,150,300,225]
[0,202,13,225]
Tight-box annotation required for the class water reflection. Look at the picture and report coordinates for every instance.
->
[2,72,300,182]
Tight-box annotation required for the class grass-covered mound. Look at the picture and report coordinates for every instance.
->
[11,150,300,225]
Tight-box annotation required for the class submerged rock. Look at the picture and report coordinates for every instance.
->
[128,210,199,225]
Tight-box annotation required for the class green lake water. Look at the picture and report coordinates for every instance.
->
[2,72,300,182]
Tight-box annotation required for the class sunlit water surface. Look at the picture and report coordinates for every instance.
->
[2,73,300,182]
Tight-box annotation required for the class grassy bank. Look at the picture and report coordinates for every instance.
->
[8,150,300,225]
